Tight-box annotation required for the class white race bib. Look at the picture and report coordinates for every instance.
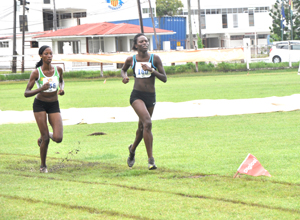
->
[135,62,152,78]
[42,76,59,92]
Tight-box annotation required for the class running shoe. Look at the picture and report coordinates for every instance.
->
[40,166,48,173]
[127,144,135,168]
[148,157,157,170]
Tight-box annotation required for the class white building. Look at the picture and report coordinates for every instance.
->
[0,0,275,69]
[180,0,274,49]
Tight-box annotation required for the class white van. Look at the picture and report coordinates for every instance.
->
[269,40,300,63]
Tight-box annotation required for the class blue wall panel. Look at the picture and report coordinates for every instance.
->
[111,17,186,50]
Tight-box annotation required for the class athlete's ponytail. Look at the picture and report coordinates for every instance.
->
[35,45,50,68]
[35,58,43,69]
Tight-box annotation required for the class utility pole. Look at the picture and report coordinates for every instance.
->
[187,0,193,49]
[53,0,57,31]
[12,0,17,73]
[281,0,284,41]
[21,0,26,73]
[148,0,159,49]
[137,0,144,33]
[289,0,293,40]
[21,0,29,73]
[197,0,201,39]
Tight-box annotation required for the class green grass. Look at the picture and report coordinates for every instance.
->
[0,70,300,219]
[0,70,299,111]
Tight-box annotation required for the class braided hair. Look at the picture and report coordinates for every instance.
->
[132,33,146,51]
[35,45,50,68]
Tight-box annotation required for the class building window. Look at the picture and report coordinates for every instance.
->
[201,15,206,29]
[249,10,254,26]
[88,37,104,53]
[142,8,155,16]
[30,41,39,48]
[230,35,244,40]
[222,14,228,28]
[228,8,233,14]
[73,12,86,18]
[44,0,50,4]
[233,14,238,28]
[58,41,80,54]
[258,34,268,39]
[60,13,72,19]
[0,41,9,48]
[206,9,211,14]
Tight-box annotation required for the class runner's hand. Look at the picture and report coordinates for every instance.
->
[58,89,64,96]
[122,77,129,84]
[41,82,50,91]
[141,63,151,72]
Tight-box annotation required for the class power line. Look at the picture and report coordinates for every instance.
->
[0,0,151,33]
[0,6,13,13]
[0,11,14,20]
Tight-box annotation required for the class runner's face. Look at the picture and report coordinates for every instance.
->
[41,48,53,64]
[136,36,149,51]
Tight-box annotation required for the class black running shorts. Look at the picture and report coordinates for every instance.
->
[130,89,156,108]
[33,98,60,113]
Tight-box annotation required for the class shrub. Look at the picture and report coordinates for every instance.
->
[215,62,231,72]
[1,61,299,81]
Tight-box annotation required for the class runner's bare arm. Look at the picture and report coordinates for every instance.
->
[24,69,49,97]
[121,56,132,84]
[57,66,65,95]
[152,55,167,83]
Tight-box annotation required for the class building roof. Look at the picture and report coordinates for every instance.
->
[34,22,175,40]
[0,31,53,40]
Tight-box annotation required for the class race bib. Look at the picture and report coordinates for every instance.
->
[135,62,152,78]
[42,77,59,92]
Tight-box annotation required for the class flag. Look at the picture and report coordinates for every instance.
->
[236,154,271,177]
[281,4,286,29]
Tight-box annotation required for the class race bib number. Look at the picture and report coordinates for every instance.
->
[135,62,152,78]
[42,77,59,92]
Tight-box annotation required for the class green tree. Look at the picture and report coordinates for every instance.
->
[269,0,300,41]
[197,33,204,49]
[156,0,184,17]
[293,0,300,39]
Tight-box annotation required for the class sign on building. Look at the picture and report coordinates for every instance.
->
[106,0,124,10]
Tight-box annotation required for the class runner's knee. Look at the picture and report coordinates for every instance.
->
[143,120,152,131]
[53,135,63,143]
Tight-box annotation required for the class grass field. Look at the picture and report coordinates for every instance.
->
[0,70,300,219]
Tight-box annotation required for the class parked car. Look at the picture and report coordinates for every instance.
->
[269,40,300,63]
